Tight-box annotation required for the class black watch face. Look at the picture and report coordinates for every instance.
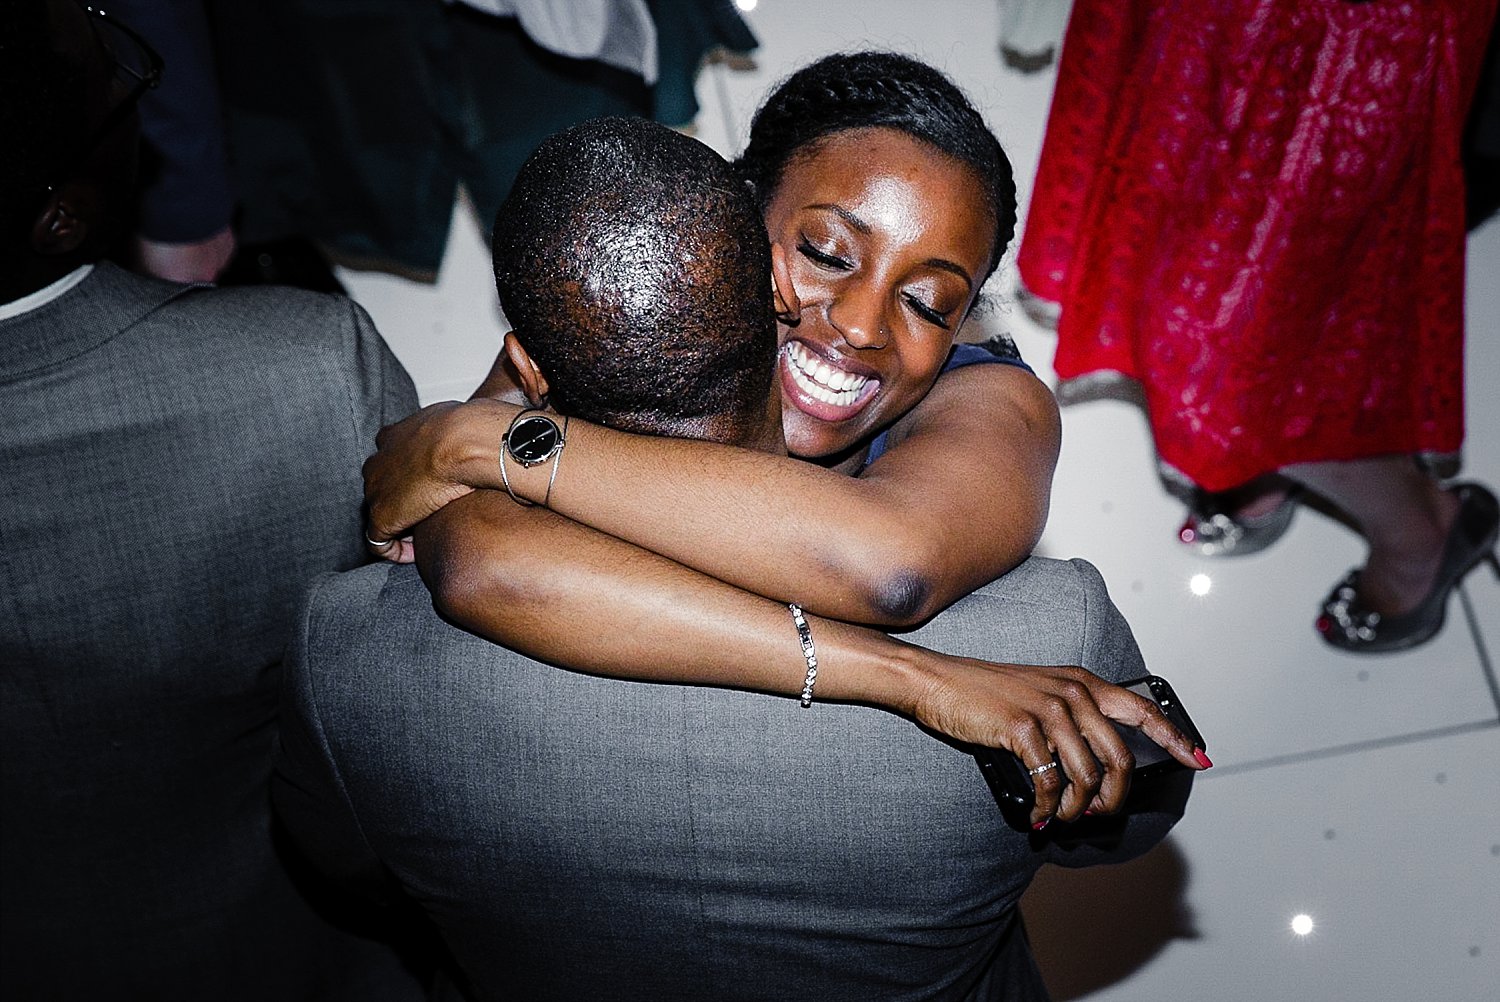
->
[508,415,561,465]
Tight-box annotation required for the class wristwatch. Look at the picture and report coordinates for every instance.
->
[504,412,566,467]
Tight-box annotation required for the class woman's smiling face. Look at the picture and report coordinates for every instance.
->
[764,127,997,466]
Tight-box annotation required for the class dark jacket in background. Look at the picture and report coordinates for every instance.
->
[205,0,755,275]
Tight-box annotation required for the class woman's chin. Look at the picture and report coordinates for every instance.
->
[780,398,876,463]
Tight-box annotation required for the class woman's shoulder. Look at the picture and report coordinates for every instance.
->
[861,335,1043,468]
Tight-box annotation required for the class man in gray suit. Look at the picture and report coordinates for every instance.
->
[273,117,1192,1001]
[0,4,424,997]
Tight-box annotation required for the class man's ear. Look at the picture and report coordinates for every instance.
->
[502,332,550,407]
[770,243,800,325]
[31,186,91,257]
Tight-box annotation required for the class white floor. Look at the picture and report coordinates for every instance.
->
[340,2,1500,998]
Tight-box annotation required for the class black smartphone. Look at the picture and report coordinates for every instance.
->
[974,674,1205,829]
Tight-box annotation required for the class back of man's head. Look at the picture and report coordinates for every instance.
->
[491,117,777,445]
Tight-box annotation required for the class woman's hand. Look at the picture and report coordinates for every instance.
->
[364,399,512,557]
[906,658,1207,828]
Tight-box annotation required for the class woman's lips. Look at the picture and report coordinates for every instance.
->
[779,341,880,422]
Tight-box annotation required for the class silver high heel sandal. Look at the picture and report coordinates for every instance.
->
[1177,489,1299,558]
[1316,483,1500,653]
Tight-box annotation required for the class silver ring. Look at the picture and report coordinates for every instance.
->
[1027,761,1059,777]
[365,534,392,549]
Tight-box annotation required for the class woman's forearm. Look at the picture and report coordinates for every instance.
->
[413,489,929,709]
[375,399,910,621]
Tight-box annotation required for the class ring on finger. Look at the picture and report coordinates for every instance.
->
[1027,761,1060,777]
[365,535,392,549]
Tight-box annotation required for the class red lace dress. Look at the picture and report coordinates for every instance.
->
[1018,0,1496,492]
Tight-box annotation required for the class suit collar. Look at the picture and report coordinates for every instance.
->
[0,265,95,322]
[0,262,198,382]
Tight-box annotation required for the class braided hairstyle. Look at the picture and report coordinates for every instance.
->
[737,51,1017,280]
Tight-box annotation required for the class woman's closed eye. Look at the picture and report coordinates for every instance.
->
[904,293,952,330]
[798,238,852,270]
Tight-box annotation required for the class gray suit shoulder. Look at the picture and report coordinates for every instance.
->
[295,564,445,691]
[966,554,1106,609]
[910,556,1145,686]
[103,266,418,434]
[80,262,361,339]
[163,279,375,353]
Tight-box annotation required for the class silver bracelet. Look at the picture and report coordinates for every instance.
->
[543,415,569,508]
[789,603,818,707]
[497,435,534,507]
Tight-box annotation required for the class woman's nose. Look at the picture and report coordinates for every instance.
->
[827,286,889,350]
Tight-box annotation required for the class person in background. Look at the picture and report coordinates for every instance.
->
[1018,0,1498,651]
[201,0,755,281]
[109,0,238,283]
[0,3,423,996]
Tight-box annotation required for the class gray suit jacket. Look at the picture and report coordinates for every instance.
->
[274,556,1189,1002]
[0,263,422,1000]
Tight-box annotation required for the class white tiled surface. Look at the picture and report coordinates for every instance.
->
[339,1,1500,998]
[1026,728,1500,1001]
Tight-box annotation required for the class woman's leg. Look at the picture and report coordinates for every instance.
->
[1282,454,1461,616]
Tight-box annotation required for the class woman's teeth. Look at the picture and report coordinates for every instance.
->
[785,342,870,407]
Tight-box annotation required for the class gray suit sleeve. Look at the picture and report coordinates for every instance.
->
[270,298,412,881]
[1075,557,1147,686]
[272,575,401,904]
[342,298,419,460]
[1039,559,1193,867]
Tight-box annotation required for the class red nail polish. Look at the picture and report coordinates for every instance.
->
[1083,810,1096,817]
[1192,748,1214,769]
[1031,819,1050,831]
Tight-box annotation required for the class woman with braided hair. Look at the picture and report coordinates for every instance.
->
[363,52,1208,829]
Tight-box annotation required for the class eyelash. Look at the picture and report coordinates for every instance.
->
[905,295,951,330]
[798,239,952,330]
[798,239,850,269]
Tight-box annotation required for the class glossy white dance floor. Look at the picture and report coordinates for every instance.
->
[341,2,1500,998]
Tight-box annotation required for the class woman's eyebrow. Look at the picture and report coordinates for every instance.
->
[808,203,871,234]
[924,259,973,289]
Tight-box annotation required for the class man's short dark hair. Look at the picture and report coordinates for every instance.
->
[491,116,776,442]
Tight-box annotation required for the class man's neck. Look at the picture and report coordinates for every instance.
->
[746,401,788,457]
[708,397,786,456]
